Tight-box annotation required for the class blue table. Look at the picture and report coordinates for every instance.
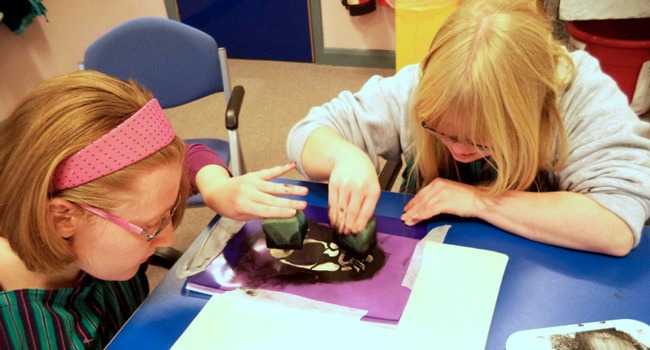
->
[107,179,650,350]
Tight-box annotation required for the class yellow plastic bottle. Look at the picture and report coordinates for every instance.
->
[395,0,458,70]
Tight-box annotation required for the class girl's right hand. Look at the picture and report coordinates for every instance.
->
[327,149,380,235]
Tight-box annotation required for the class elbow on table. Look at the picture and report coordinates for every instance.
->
[603,243,632,257]
[598,228,635,257]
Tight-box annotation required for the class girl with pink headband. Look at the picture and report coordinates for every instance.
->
[0,70,307,348]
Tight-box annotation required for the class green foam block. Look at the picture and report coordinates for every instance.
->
[335,217,377,255]
[262,210,308,249]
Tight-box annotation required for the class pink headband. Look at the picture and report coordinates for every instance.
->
[51,99,176,191]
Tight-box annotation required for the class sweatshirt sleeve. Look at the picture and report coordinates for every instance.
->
[557,50,650,246]
[286,64,420,178]
[185,143,229,194]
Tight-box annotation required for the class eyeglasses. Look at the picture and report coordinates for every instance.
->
[75,196,181,242]
[421,121,491,152]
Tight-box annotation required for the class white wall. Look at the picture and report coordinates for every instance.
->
[320,1,395,51]
[0,0,395,120]
[559,0,650,20]
[0,0,166,120]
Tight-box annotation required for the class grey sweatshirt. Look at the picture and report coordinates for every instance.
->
[287,51,650,245]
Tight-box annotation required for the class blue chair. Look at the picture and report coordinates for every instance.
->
[83,17,247,268]
[82,16,246,208]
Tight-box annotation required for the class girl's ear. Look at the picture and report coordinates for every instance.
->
[47,198,82,239]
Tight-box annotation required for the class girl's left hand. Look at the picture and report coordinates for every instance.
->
[401,178,480,225]
[200,163,309,221]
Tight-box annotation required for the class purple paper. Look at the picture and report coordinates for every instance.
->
[187,210,425,324]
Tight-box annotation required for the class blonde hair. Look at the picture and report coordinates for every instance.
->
[0,70,190,273]
[411,0,574,194]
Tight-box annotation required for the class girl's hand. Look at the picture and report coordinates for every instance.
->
[401,178,480,225]
[327,151,380,234]
[200,162,308,221]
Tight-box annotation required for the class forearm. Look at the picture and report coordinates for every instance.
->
[185,143,228,194]
[300,127,362,181]
[475,190,634,256]
[195,164,231,208]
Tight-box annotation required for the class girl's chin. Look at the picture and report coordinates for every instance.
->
[450,152,482,163]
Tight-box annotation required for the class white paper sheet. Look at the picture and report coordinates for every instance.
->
[173,241,508,350]
[559,0,650,20]
[398,242,509,349]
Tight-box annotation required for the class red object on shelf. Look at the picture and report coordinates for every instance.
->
[566,18,650,103]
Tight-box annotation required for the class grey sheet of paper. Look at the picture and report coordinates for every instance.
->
[178,217,246,278]
[225,289,368,319]
[506,319,650,349]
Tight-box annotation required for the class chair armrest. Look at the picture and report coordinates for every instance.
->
[149,247,183,269]
[225,85,245,130]
[378,158,403,191]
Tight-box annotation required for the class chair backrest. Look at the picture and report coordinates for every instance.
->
[83,17,229,109]
[82,17,246,267]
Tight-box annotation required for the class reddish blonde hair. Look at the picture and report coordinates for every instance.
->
[0,70,190,273]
